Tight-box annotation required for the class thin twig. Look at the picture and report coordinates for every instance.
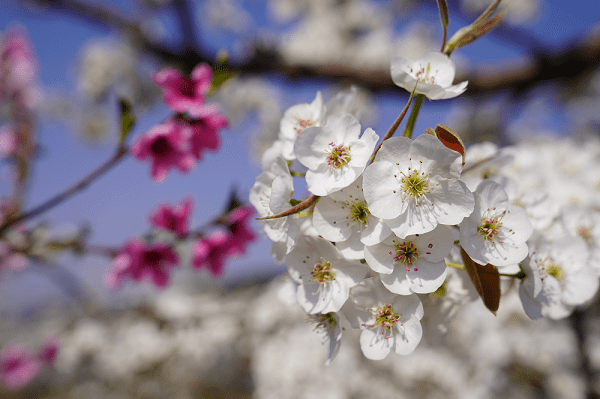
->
[0,147,128,236]
[26,0,600,96]
[369,87,417,163]
[257,195,319,221]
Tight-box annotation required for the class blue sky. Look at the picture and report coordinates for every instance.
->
[0,0,598,310]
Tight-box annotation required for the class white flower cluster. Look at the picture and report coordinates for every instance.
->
[250,56,600,363]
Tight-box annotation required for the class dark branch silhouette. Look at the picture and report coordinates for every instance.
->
[19,0,600,96]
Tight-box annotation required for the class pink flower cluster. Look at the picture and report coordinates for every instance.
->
[0,26,40,112]
[105,239,179,289]
[132,64,228,183]
[149,196,193,237]
[105,198,256,288]
[192,205,257,276]
[0,124,18,159]
[0,239,27,274]
[0,339,58,390]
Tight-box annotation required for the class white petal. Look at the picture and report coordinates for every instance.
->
[392,315,422,355]
[363,162,406,219]
[359,328,393,360]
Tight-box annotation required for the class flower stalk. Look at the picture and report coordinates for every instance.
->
[402,94,425,139]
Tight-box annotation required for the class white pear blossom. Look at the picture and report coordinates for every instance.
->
[249,157,300,262]
[294,113,378,196]
[519,235,598,320]
[343,277,424,360]
[460,180,533,267]
[560,205,600,275]
[286,235,367,314]
[364,225,454,295]
[279,91,326,160]
[363,133,474,238]
[391,52,467,100]
[312,175,392,259]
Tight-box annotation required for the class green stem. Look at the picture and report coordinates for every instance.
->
[446,262,465,270]
[499,270,527,280]
[402,94,425,139]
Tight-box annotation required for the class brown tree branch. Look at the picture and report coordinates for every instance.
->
[19,0,600,96]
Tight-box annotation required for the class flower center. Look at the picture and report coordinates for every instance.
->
[401,172,429,199]
[348,200,370,225]
[415,62,436,84]
[362,303,400,339]
[478,217,502,240]
[179,78,195,98]
[390,241,419,265]
[143,249,162,266]
[294,118,315,134]
[325,142,351,169]
[546,263,563,281]
[578,227,592,243]
[309,261,335,283]
[150,137,171,156]
[390,241,419,272]
[536,256,564,282]
[308,312,337,332]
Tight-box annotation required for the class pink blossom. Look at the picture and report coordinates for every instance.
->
[0,339,59,390]
[0,344,42,390]
[106,239,179,288]
[153,63,212,115]
[0,26,40,110]
[0,125,17,158]
[0,241,27,272]
[149,197,194,237]
[191,206,257,276]
[191,230,232,276]
[189,106,228,160]
[224,205,257,257]
[37,340,59,366]
[131,120,196,183]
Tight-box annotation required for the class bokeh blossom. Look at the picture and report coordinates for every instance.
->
[188,108,228,161]
[106,239,179,288]
[192,205,257,276]
[131,119,196,183]
[0,339,58,390]
[153,63,212,116]
[150,197,194,237]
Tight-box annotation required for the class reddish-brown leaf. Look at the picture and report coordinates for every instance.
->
[435,124,465,165]
[460,247,501,314]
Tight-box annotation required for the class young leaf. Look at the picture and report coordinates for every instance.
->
[443,0,505,55]
[119,98,135,145]
[436,0,450,50]
[460,247,500,314]
[207,53,236,96]
[434,124,465,165]
[454,12,506,50]
[473,0,503,27]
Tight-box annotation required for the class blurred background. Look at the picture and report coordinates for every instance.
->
[1,0,600,397]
